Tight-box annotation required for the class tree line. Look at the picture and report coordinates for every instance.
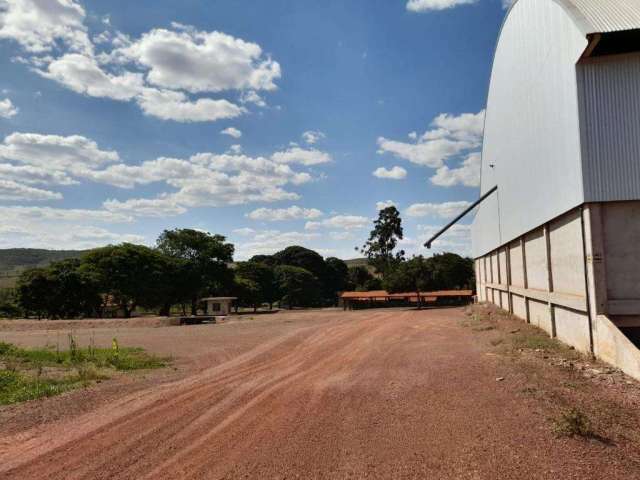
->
[0,207,474,319]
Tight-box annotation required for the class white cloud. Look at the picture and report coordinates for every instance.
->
[246,205,323,222]
[232,227,255,236]
[430,152,481,187]
[0,163,77,185]
[103,197,186,217]
[0,97,18,118]
[0,205,132,223]
[302,130,325,145]
[376,200,396,210]
[136,88,244,122]
[2,10,280,123]
[416,224,472,256]
[221,127,242,139]
[0,179,62,201]
[406,0,478,13]
[0,0,92,54]
[234,229,321,260]
[373,165,407,180]
[40,53,144,101]
[271,147,332,166]
[405,201,471,218]
[240,90,266,107]
[502,0,516,9]
[377,110,484,178]
[305,215,369,231]
[0,132,119,174]
[117,27,281,93]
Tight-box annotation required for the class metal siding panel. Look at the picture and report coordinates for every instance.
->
[579,54,640,201]
[473,0,587,258]
[558,0,640,33]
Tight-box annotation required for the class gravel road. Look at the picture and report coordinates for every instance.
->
[1,308,639,479]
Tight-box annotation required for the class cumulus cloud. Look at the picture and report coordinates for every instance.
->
[406,0,478,13]
[221,127,242,139]
[0,179,62,201]
[377,110,484,187]
[234,230,321,260]
[373,165,407,180]
[0,205,144,249]
[40,53,144,101]
[430,152,481,187]
[376,200,396,211]
[102,197,186,217]
[136,88,244,122]
[301,130,325,145]
[405,201,471,218]
[246,205,323,222]
[416,224,472,255]
[0,98,18,118]
[2,7,281,123]
[0,132,119,175]
[305,215,369,231]
[117,27,281,93]
[0,0,92,54]
[232,227,256,236]
[502,0,516,9]
[0,205,132,223]
[271,147,332,166]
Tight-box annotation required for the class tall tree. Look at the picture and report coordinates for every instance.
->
[82,244,169,318]
[234,261,278,310]
[156,229,234,314]
[274,265,321,308]
[324,257,349,303]
[384,256,433,309]
[428,253,475,290]
[360,206,405,276]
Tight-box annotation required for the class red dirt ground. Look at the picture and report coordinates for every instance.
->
[1,308,639,479]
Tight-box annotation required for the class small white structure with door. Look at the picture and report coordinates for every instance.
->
[201,297,236,316]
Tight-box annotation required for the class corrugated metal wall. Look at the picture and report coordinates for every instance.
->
[473,0,588,258]
[578,54,640,202]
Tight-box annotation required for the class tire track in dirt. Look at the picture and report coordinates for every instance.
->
[0,310,398,479]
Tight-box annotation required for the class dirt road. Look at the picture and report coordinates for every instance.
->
[1,308,639,479]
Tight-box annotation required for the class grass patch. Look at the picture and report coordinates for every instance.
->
[552,408,593,438]
[0,336,167,405]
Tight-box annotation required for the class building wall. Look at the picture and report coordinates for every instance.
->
[476,206,590,352]
[473,0,588,258]
[476,201,640,379]
[578,53,640,202]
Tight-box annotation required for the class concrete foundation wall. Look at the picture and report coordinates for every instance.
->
[475,202,640,381]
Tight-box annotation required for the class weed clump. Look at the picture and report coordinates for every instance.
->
[553,408,593,438]
[0,337,167,405]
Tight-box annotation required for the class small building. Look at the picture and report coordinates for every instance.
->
[472,0,640,380]
[201,297,237,316]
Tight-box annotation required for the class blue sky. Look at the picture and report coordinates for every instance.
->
[0,0,510,260]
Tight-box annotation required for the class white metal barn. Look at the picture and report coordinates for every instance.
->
[472,0,640,379]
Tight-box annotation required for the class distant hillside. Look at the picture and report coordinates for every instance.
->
[344,258,369,268]
[0,248,86,288]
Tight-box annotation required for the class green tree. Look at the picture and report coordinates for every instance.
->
[234,261,278,310]
[232,276,261,312]
[324,257,349,302]
[384,256,433,309]
[82,244,169,318]
[274,265,321,308]
[428,253,475,290]
[348,265,374,291]
[16,259,101,319]
[16,268,51,319]
[273,246,327,281]
[156,229,235,314]
[360,206,405,276]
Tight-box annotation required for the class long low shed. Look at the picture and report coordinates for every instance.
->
[340,290,473,309]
